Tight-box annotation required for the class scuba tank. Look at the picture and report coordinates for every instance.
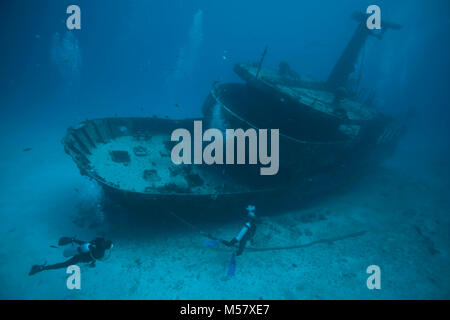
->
[58,236,75,246]
[63,242,91,258]
[63,246,79,258]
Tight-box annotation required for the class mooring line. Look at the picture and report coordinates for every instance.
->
[168,211,367,252]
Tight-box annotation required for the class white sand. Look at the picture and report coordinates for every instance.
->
[0,122,449,299]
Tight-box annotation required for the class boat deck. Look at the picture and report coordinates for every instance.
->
[87,134,248,195]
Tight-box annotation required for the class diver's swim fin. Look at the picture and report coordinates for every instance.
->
[29,265,43,276]
[29,261,46,276]
[227,253,236,277]
[58,236,75,246]
[203,240,220,246]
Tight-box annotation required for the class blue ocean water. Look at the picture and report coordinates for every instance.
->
[0,0,449,299]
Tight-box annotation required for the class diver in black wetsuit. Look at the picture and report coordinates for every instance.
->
[222,205,257,256]
[29,237,113,276]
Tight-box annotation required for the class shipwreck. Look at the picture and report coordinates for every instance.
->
[62,12,404,211]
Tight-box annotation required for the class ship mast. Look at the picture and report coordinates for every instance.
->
[326,12,402,92]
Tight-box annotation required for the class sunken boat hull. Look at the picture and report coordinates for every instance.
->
[63,12,404,212]
[202,82,403,184]
[62,115,401,212]
[62,117,291,210]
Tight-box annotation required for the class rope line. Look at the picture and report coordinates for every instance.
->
[168,211,366,252]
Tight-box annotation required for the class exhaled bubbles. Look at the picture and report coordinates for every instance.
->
[174,9,204,81]
[50,31,82,87]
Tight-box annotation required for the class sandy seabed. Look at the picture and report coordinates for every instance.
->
[0,123,449,300]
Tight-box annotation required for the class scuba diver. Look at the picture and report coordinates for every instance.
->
[29,237,113,276]
[222,205,258,256]
[221,205,258,277]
